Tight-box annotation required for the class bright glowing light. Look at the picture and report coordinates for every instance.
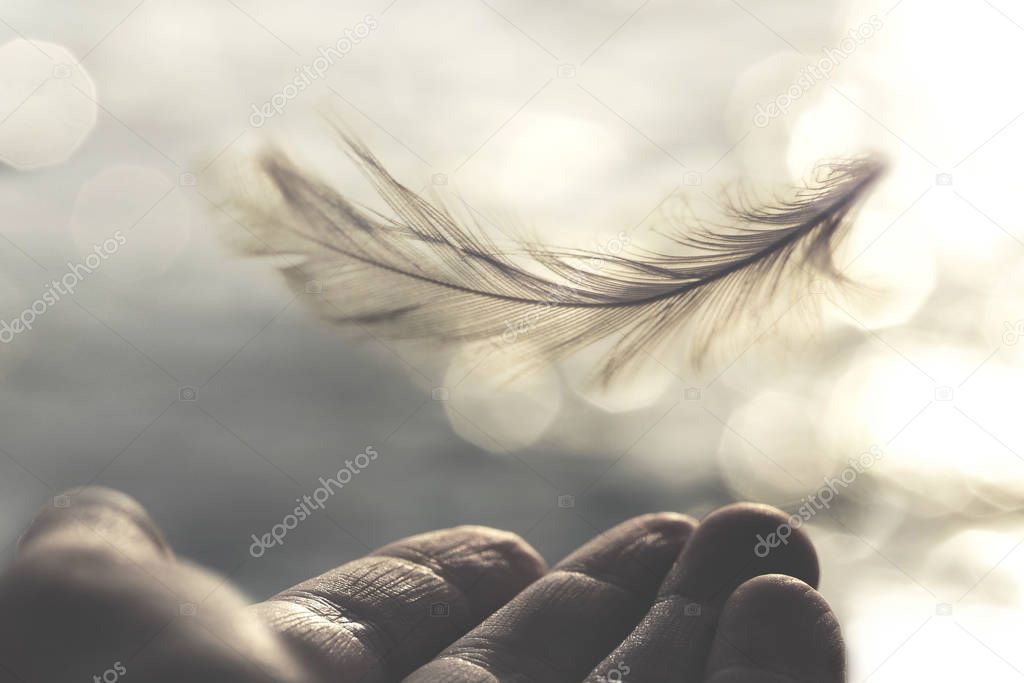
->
[823,342,1024,514]
[718,385,840,505]
[563,337,678,413]
[846,590,1019,681]
[442,344,562,453]
[0,39,97,169]
[822,204,936,331]
[786,85,870,181]
[455,108,659,246]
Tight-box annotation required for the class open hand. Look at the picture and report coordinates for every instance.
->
[0,487,843,682]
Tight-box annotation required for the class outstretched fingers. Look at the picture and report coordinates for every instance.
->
[583,503,822,682]
[0,491,844,683]
[252,525,547,682]
[404,512,697,682]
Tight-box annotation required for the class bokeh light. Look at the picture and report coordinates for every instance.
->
[0,39,96,169]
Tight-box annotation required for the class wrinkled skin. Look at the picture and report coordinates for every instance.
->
[0,487,844,682]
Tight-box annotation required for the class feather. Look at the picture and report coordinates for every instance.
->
[220,130,886,383]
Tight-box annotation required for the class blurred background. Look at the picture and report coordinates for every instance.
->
[1,0,1023,679]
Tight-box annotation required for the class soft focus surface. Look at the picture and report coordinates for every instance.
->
[0,1,1021,680]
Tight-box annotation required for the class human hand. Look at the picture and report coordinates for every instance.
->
[0,487,842,682]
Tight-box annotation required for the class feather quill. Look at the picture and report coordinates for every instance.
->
[221,132,885,383]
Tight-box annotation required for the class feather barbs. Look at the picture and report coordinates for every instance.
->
[220,131,886,384]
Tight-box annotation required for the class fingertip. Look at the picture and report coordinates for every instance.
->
[635,511,701,537]
[408,513,696,682]
[555,512,697,575]
[265,525,548,681]
[581,507,825,683]
[661,503,820,603]
[17,487,171,561]
[722,574,837,636]
[450,524,549,578]
[372,524,547,618]
[706,574,845,682]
